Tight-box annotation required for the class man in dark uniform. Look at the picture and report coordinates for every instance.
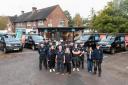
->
[93,44,104,77]
[56,45,65,75]
[72,44,81,71]
[38,43,46,70]
[69,42,74,69]
[79,43,85,69]
[43,39,50,70]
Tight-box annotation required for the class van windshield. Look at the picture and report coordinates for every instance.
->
[32,35,43,42]
[80,35,90,41]
[101,36,115,42]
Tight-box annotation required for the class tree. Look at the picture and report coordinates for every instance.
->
[82,18,89,27]
[64,10,73,27]
[91,1,128,33]
[73,14,83,27]
[0,16,8,30]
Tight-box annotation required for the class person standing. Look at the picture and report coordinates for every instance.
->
[38,43,46,70]
[86,47,93,73]
[44,39,50,70]
[72,44,81,71]
[79,43,85,69]
[21,32,26,48]
[64,47,72,75]
[56,45,65,75]
[93,44,103,77]
[48,45,56,72]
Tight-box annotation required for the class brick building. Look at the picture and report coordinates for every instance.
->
[7,5,68,38]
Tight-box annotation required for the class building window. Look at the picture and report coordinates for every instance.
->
[38,20,44,27]
[16,23,22,27]
[59,20,65,27]
[48,24,52,27]
[27,22,31,27]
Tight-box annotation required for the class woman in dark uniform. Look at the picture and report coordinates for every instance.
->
[48,45,56,72]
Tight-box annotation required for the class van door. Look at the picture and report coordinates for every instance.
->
[120,36,125,50]
[0,37,5,50]
[114,37,121,51]
[0,37,2,49]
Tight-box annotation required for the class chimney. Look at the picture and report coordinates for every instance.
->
[21,11,24,15]
[32,7,37,13]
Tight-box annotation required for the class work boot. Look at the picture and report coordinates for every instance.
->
[93,71,97,75]
[98,73,101,77]
[39,66,42,70]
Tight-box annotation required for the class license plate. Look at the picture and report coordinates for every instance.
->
[14,48,19,50]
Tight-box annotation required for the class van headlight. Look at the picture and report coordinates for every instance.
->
[106,44,111,47]
[6,44,12,47]
[35,43,39,45]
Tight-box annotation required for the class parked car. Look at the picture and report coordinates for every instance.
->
[25,34,44,50]
[0,34,23,53]
[98,33,128,54]
[76,33,101,49]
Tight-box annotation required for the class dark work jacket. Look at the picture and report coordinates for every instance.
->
[79,46,86,57]
[93,48,103,61]
[56,51,64,62]
[87,51,93,61]
[38,47,46,57]
[44,42,50,56]
[65,53,72,63]
[48,49,56,61]
[69,45,73,57]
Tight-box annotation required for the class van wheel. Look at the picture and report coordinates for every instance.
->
[3,48,7,53]
[19,48,23,52]
[111,48,115,54]
[32,45,35,50]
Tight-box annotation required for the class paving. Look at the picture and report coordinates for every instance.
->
[0,49,128,85]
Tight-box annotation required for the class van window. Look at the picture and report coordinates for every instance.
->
[120,37,125,42]
[95,35,99,41]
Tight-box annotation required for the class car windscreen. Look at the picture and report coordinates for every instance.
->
[101,36,115,42]
[80,35,91,41]
[32,35,43,42]
[4,37,20,43]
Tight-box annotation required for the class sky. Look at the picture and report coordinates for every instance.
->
[0,0,112,18]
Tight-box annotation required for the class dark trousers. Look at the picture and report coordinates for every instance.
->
[65,62,71,74]
[57,61,64,73]
[87,59,93,72]
[43,57,48,70]
[39,55,47,70]
[79,56,84,69]
[39,57,43,70]
[48,60,55,69]
[93,60,102,75]
[72,57,80,68]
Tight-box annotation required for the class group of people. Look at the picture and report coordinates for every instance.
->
[38,39,103,77]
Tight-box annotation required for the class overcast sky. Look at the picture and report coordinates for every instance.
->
[0,0,112,18]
